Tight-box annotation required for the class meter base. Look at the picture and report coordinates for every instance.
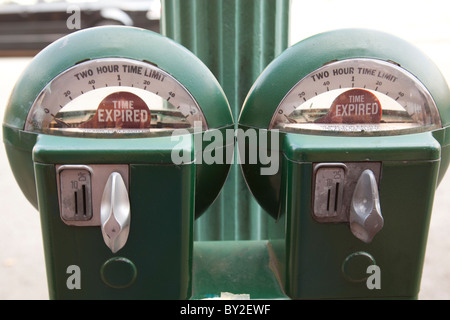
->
[266,132,441,300]
[191,240,288,300]
[33,135,195,300]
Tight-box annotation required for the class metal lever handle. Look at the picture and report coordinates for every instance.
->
[349,169,383,243]
[101,172,130,253]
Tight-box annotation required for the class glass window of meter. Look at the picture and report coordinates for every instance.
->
[270,59,441,136]
[52,87,187,134]
[25,58,206,138]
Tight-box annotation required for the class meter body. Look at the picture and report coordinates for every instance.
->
[239,29,450,299]
[3,26,233,299]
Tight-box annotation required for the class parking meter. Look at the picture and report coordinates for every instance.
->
[3,26,233,299]
[239,29,450,299]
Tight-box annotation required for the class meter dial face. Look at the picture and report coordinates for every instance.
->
[270,58,441,136]
[25,58,207,138]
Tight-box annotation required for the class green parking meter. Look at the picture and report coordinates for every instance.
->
[239,29,450,299]
[2,26,233,299]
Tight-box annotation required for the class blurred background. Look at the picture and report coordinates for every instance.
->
[0,0,160,56]
[0,0,449,299]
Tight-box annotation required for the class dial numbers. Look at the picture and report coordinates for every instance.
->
[25,58,207,138]
[270,59,441,136]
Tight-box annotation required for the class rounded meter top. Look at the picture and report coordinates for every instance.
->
[4,26,233,137]
[239,29,450,137]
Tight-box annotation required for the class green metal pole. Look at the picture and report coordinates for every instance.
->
[161,0,290,241]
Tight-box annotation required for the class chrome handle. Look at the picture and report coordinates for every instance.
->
[349,169,384,243]
[100,172,130,253]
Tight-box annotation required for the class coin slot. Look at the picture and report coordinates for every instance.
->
[327,189,331,211]
[59,166,93,221]
[82,184,87,217]
[313,164,347,221]
[74,191,78,215]
[334,182,340,212]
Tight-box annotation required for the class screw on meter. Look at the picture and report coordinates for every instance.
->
[25,58,207,137]
[270,58,441,136]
